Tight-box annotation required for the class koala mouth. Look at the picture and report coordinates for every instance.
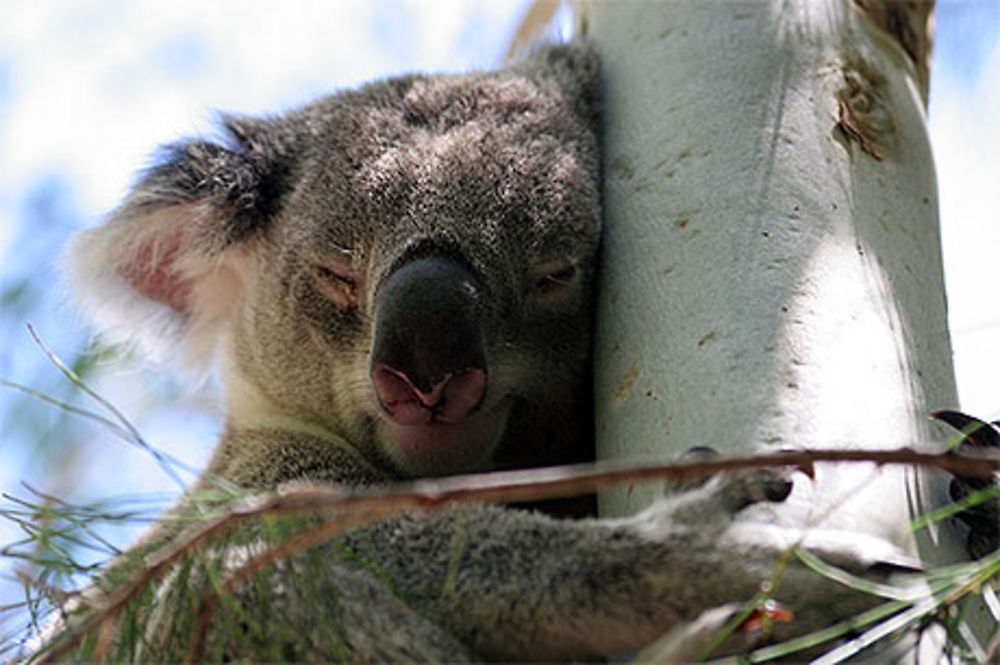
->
[376,397,514,478]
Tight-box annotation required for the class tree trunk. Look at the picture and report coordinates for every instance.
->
[578,0,991,653]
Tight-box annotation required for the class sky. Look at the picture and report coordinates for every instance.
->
[929,1,1000,420]
[0,0,997,650]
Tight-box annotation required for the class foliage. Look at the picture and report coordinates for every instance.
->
[0,363,998,662]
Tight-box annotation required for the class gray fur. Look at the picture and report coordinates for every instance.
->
[61,46,910,662]
[68,45,600,487]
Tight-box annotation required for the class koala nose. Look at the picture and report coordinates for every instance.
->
[372,365,487,425]
[371,257,488,425]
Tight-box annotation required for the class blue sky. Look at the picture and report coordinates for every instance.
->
[0,0,997,647]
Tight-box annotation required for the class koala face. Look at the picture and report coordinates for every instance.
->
[67,47,601,481]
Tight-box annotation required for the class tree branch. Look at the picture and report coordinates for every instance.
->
[38,446,998,662]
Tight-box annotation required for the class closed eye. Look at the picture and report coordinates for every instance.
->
[314,263,360,309]
[529,263,577,297]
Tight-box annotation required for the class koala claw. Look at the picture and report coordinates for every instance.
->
[642,465,795,535]
[701,465,795,515]
[667,446,794,511]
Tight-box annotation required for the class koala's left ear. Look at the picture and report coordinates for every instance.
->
[520,44,601,135]
[65,114,298,368]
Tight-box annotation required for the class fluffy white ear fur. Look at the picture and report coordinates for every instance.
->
[63,202,253,373]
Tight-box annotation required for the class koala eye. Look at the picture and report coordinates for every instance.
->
[528,263,577,297]
[313,263,360,309]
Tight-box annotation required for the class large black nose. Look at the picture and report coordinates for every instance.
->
[371,257,488,426]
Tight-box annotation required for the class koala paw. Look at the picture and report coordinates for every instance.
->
[691,446,793,509]
[669,448,919,574]
[710,466,794,514]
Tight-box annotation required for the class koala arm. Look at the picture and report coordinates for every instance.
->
[340,472,910,662]
[349,505,699,660]
[60,469,911,663]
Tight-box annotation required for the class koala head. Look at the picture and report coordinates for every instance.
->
[67,46,601,481]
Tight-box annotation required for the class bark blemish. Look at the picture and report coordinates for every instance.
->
[614,364,640,401]
[674,208,699,230]
[836,63,893,160]
[609,155,636,181]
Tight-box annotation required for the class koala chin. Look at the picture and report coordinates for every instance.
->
[376,406,512,477]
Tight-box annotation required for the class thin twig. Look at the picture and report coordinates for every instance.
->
[0,379,132,442]
[24,323,189,491]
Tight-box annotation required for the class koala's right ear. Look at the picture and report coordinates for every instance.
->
[65,114,297,368]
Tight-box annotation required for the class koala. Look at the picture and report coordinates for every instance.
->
[54,46,909,662]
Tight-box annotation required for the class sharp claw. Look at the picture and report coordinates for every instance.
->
[680,446,720,460]
[761,477,794,503]
[666,446,722,493]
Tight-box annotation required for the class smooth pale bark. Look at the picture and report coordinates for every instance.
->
[578,0,991,652]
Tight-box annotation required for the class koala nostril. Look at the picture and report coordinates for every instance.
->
[372,364,487,425]
[372,364,431,425]
[437,368,487,421]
